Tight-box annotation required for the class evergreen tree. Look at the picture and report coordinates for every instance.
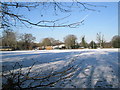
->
[89,41,97,49]
[81,36,87,48]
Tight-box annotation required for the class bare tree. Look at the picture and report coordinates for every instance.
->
[19,33,36,50]
[96,32,105,48]
[2,29,17,49]
[101,35,106,48]
[49,38,62,46]
[64,34,77,49]
[40,38,62,48]
[0,35,3,46]
[0,2,106,29]
[41,38,52,47]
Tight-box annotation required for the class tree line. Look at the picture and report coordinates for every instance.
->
[0,29,120,50]
[0,30,36,50]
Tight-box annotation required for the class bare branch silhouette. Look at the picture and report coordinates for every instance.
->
[2,58,77,89]
[0,2,106,29]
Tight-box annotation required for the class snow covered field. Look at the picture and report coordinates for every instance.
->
[1,49,120,88]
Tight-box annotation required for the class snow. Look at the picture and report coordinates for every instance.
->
[1,49,120,88]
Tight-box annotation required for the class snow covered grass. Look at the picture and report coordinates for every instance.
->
[1,49,120,88]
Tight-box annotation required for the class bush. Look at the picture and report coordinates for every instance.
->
[111,35,120,48]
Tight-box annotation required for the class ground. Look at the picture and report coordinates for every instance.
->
[1,49,120,88]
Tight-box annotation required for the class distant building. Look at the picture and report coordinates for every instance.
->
[79,47,84,49]
[45,46,53,50]
[52,44,66,49]
[52,45,59,49]
[59,44,66,49]
[36,43,66,50]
